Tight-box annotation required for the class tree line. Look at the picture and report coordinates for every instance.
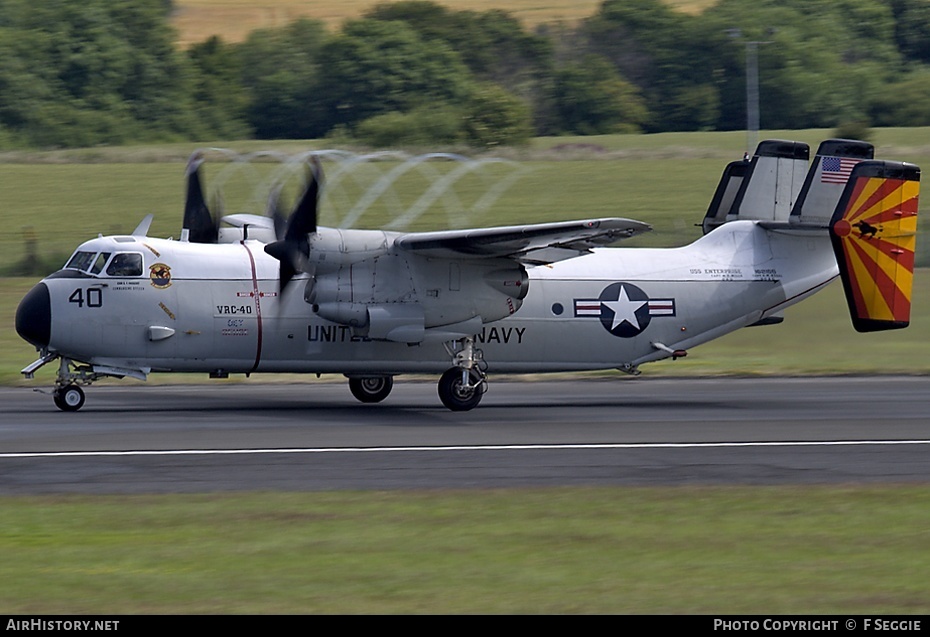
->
[2,0,930,149]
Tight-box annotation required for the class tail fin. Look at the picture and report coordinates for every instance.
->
[701,157,750,233]
[829,160,920,332]
[791,139,874,226]
[702,140,808,233]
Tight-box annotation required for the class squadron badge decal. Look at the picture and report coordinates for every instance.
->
[149,263,172,289]
[574,282,675,338]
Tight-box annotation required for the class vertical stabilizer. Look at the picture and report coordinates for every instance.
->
[701,159,750,234]
[726,140,809,223]
[829,160,920,332]
[791,139,874,226]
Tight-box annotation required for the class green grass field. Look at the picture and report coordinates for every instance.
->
[3,129,930,614]
[2,487,929,613]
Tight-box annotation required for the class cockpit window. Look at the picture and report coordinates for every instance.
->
[105,253,143,277]
[65,251,96,272]
[90,252,111,275]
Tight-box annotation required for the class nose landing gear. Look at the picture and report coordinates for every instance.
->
[49,357,99,412]
[53,384,86,412]
[23,356,146,412]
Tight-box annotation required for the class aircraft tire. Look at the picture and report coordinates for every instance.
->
[54,385,85,412]
[438,368,485,412]
[348,376,394,403]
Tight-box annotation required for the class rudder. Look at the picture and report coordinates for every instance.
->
[829,160,920,332]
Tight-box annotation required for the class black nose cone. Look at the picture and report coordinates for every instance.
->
[15,282,51,348]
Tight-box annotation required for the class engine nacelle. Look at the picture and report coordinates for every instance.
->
[312,302,368,328]
[306,254,529,342]
[314,302,425,343]
[484,267,529,300]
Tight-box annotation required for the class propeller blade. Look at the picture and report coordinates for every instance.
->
[285,156,321,241]
[264,156,323,293]
[183,152,219,244]
[266,184,287,241]
[264,239,301,291]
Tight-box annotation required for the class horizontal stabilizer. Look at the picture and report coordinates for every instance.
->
[829,161,920,332]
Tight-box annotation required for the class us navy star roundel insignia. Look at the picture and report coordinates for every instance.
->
[574,283,675,338]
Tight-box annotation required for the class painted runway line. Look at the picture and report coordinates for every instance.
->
[3,439,930,459]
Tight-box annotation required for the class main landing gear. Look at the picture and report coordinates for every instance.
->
[347,375,394,403]
[345,336,489,411]
[439,336,487,411]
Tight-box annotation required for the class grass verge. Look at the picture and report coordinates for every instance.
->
[1,486,929,614]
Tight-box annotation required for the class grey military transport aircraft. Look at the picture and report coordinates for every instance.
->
[15,139,919,411]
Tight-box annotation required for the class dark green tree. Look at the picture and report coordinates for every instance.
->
[0,0,208,147]
[582,0,719,132]
[353,106,466,147]
[315,19,473,131]
[364,2,551,135]
[885,0,930,64]
[462,83,534,147]
[364,1,551,82]
[550,55,648,135]
[235,18,329,139]
[654,0,901,131]
[870,67,930,126]
[187,36,252,139]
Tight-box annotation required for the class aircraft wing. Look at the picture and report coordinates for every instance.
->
[393,218,651,265]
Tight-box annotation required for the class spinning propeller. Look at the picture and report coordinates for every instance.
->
[182,152,220,244]
[183,151,322,292]
[263,156,322,292]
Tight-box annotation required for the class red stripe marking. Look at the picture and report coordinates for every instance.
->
[241,242,263,374]
[869,237,915,267]
[847,238,911,321]
[847,178,905,224]
[861,195,919,226]
[843,177,870,223]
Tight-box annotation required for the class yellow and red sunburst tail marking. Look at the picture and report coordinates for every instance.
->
[830,161,920,332]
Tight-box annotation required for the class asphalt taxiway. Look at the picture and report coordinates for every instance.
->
[1,376,928,494]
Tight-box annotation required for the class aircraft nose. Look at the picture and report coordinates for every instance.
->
[15,282,51,349]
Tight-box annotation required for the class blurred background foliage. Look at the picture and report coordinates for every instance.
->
[2,0,930,149]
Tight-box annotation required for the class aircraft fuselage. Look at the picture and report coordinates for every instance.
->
[19,220,837,378]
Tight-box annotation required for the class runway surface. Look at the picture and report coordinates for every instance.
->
[2,376,929,494]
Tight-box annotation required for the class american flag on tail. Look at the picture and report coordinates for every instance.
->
[820,157,859,184]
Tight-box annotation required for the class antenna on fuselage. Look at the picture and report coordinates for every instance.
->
[131,214,154,237]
